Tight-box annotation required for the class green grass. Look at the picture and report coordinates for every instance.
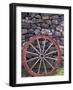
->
[22,67,64,77]
[56,68,64,75]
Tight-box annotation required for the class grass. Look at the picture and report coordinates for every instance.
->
[56,68,64,75]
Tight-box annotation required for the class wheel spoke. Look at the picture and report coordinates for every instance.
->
[31,58,40,69]
[45,56,57,61]
[42,39,46,53]
[37,39,41,52]
[37,60,42,74]
[43,60,47,74]
[45,50,57,56]
[44,43,53,54]
[26,51,38,56]
[27,57,39,62]
[44,58,54,69]
[30,43,40,54]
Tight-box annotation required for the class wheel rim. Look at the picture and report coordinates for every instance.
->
[22,35,61,76]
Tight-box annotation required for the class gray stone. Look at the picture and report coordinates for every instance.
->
[51,29,55,33]
[60,21,64,27]
[55,31,61,36]
[36,19,43,23]
[52,15,59,19]
[56,25,63,32]
[42,16,49,20]
[22,23,31,29]
[48,32,52,35]
[27,30,35,35]
[25,34,30,41]
[22,29,27,34]
[60,15,64,21]
[28,29,34,32]
[37,27,41,30]
[62,31,64,36]
[36,23,41,27]
[24,20,34,23]
[25,17,29,20]
[49,16,53,20]
[35,15,41,18]
[30,13,36,18]
[52,20,58,25]
[34,29,40,35]
[60,38,64,43]
[22,35,25,40]
[32,18,36,23]
[22,13,28,19]
[41,29,52,35]
[31,24,37,29]
[28,34,33,37]
[41,23,49,28]
[45,20,51,25]
[22,19,26,23]
[41,30,46,34]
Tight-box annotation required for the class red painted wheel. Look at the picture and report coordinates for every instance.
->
[22,35,61,76]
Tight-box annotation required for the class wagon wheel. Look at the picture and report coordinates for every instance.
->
[22,35,61,76]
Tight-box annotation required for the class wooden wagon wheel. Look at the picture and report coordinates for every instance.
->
[22,35,61,76]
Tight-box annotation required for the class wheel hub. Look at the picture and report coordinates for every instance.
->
[39,53,45,60]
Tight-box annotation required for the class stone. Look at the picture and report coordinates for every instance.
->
[25,34,30,41]
[36,19,43,23]
[36,27,41,30]
[31,24,37,29]
[60,15,64,21]
[22,19,26,23]
[22,23,31,29]
[48,32,52,35]
[60,38,64,43]
[28,33,34,37]
[34,29,40,35]
[22,29,27,34]
[45,20,51,25]
[41,23,49,28]
[22,13,28,19]
[30,13,36,18]
[36,23,41,27]
[60,21,64,27]
[49,16,53,20]
[27,30,35,35]
[41,29,45,34]
[28,29,34,32]
[50,25,56,30]
[51,29,55,33]
[55,31,61,36]
[22,19,33,23]
[56,25,63,32]
[35,15,41,19]
[62,31,64,36]
[42,16,49,20]
[22,35,25,40]
[52,20,58,25]
[32,18,36,23]
[25,17,29,20]
[52,15,59,19]
[41,29,52,35]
